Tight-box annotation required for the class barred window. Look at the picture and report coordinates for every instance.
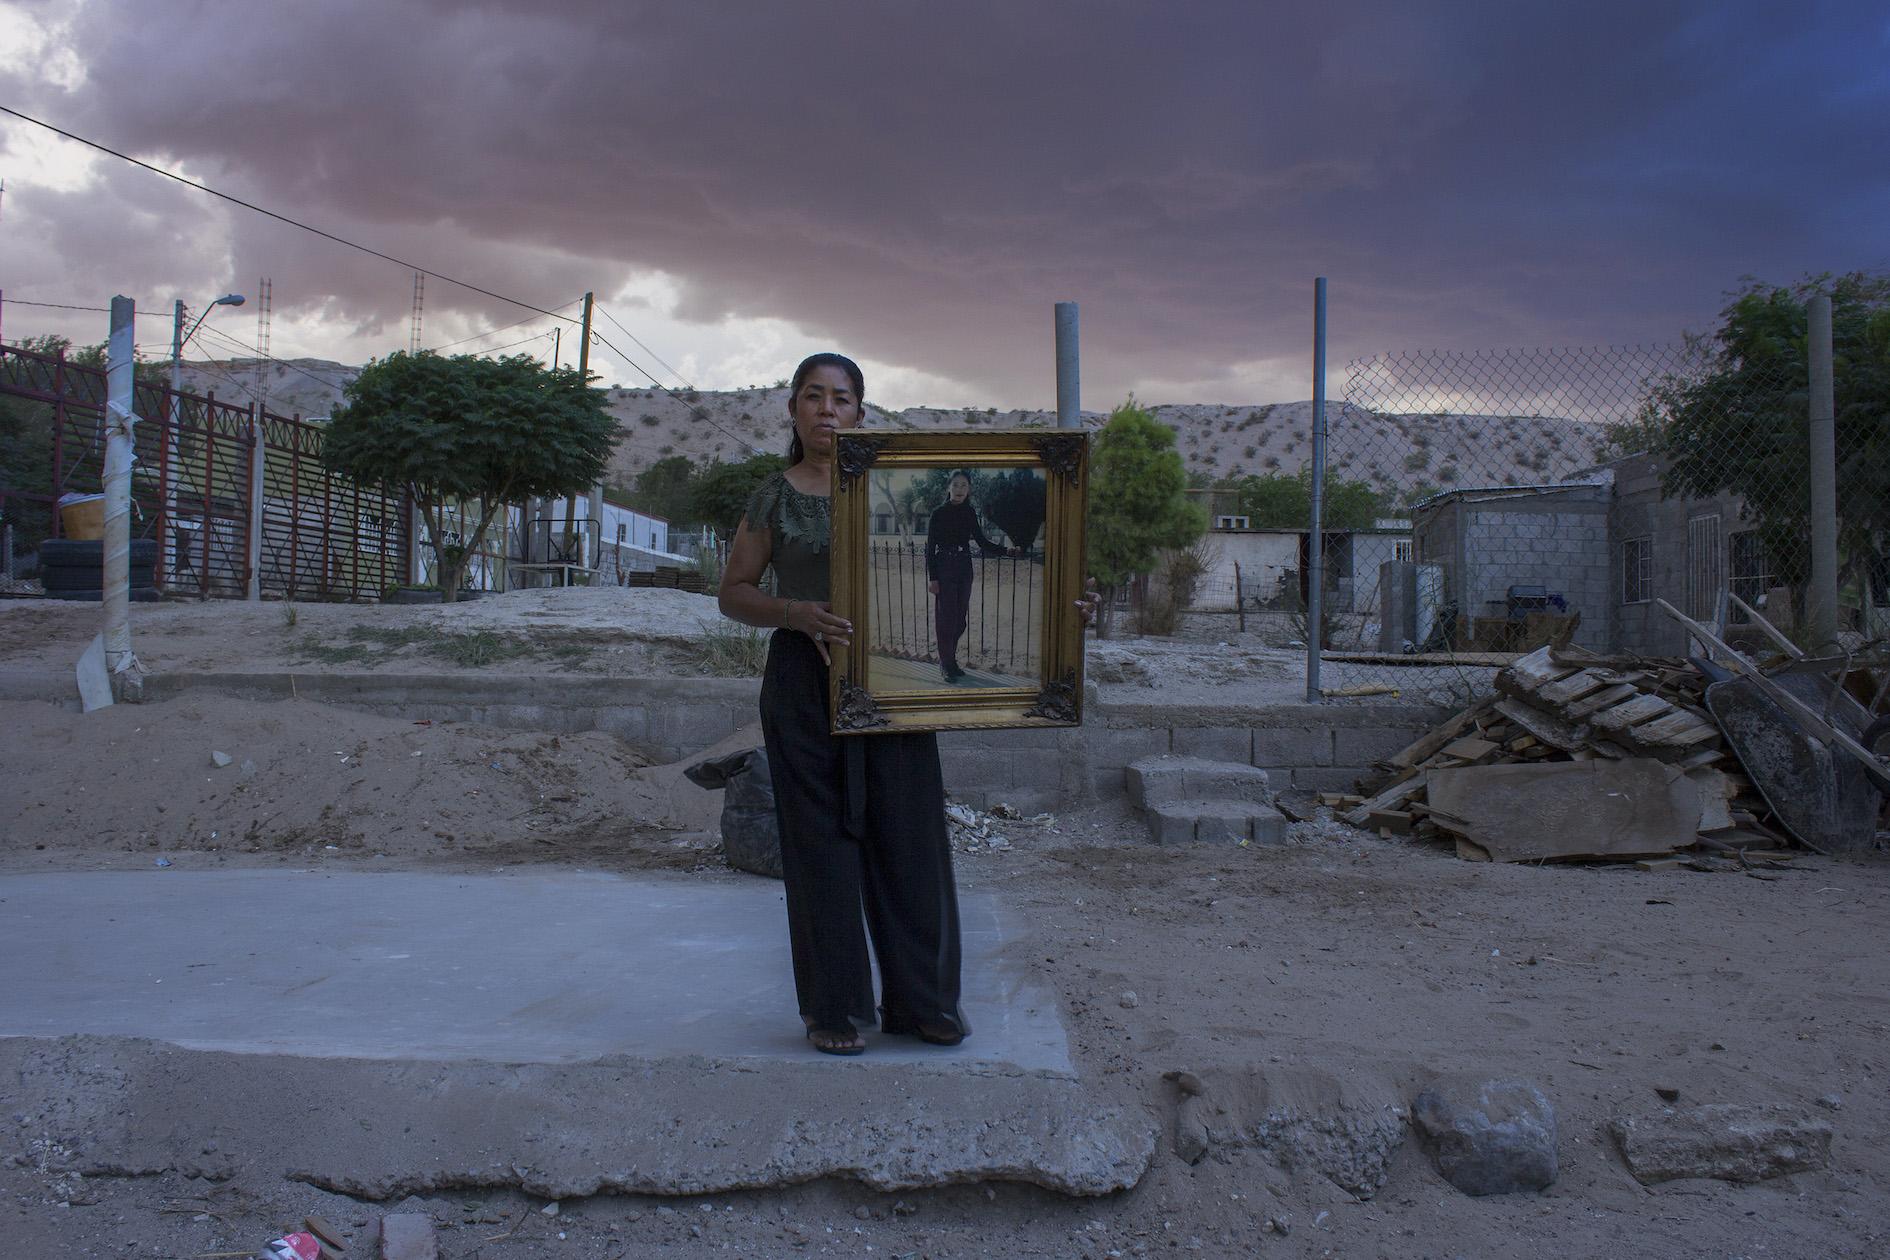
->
[1728,530,1770,620]
[1623,537,1652,605]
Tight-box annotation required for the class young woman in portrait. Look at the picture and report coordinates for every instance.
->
[924,470,1014,683]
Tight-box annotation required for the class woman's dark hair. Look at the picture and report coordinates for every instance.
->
[949,469,974,499]
[786,352,865,465]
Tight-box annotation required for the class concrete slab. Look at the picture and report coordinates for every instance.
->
[0,870,1070,1075]
[0,872,1157,1197]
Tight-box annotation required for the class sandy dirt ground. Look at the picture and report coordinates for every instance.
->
[0,587,1490,707]
[3,592,1888,1259]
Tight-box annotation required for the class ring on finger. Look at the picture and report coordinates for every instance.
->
[813,630,824,642]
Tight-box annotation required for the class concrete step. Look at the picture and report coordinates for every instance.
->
[1126,755,1271,809]
[1144,797,1287,847]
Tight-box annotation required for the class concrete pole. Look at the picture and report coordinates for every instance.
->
[1305,277,1328,703]
[1806,292,1838,651]
[1054,302,1080,428]
[103,296,143,699]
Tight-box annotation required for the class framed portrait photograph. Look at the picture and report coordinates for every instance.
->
[828,428,1089,736]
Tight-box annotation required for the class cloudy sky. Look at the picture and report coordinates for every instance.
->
[1,0,1885,410]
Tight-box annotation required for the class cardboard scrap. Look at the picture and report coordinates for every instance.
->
[1424,759,1698,862]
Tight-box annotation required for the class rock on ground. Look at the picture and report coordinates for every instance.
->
[1169,1067,1406,1199]
[1610,1103,1832,1185]
[1412,1078,1557,1196]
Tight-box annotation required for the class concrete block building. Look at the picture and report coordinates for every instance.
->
[1407,453,1888,654]
[1410,481,1612,652]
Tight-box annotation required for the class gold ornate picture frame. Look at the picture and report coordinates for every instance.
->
[828,428,1089,736]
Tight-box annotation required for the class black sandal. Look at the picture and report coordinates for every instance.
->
[879,1010,968,1047]
[803,1020,866,1056]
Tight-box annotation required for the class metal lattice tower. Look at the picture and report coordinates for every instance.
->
[254,277,273,412]
[409,272,424,353]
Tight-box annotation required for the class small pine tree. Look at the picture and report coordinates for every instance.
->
[1087,400,1207,638]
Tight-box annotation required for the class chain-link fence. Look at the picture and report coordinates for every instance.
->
[1284,334,1866,701]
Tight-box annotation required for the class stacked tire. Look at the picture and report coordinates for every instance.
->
[39,539,161,602]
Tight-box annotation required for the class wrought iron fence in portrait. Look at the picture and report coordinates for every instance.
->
[866,538,1043,680]
[1289,338,1830,701]
[0,341,410,602]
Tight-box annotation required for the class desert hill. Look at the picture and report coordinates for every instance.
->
[174,360,1612,506]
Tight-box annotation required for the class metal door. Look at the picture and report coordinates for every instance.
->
[1687,514,1723,621]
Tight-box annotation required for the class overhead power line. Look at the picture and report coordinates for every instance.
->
[597,303,692,391]
[0,104,583,325]
[588,326,767,456]
[191,322,353,394]
[469,330,557,358]
[0,297,115,313]
[2,108,776,456]
[430,297,584,352]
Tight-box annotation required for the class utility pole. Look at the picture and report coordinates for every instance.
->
[568,291,597,573]
[550,326,561,370]
[166,292,244,596]
[102,296,143,701]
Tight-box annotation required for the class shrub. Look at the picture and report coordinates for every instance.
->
[692,621,770,676]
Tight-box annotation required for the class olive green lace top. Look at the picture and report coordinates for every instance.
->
[742,470,832,602]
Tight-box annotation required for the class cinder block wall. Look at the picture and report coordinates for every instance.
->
[1461,493,1610,651]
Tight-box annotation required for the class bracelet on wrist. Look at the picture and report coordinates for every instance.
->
[782,598,799,629]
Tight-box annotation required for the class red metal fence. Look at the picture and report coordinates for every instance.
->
[0,342,410,600]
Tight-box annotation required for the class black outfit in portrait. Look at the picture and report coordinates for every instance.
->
[743,472,967,1042]
[925,498,1008,681]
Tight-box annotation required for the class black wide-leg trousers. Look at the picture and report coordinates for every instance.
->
[934,555,973,673]
[759,629,966,1033]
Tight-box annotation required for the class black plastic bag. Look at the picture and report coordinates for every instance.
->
[683,747,783,879]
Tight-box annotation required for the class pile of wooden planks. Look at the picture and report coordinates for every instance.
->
[1332,643,1794,861]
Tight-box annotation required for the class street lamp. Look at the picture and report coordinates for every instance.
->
[165,293,245,594]
[170,292,245,403]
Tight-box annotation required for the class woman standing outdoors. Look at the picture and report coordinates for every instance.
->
[925,471,1015,683]
[718,353,968,1056]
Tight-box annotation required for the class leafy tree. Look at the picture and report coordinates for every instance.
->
[625,453,700,526]
[323,351,617,601]
[693,452,788,541]
[901,468,952,530]
[1636,272,1890,610]
[1231,467,1382,530]
[1087,400,1207,636]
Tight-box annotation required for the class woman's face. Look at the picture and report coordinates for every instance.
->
[949,474,970,504]
[789,364,862,460]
